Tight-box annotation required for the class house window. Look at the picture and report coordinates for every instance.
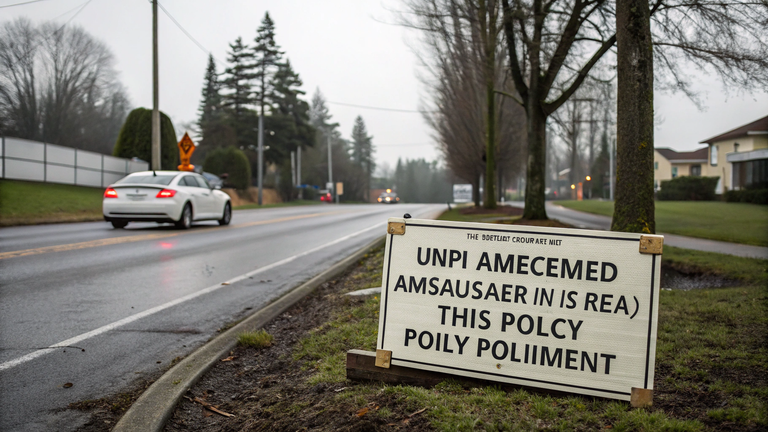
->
[654,161,658,170]
[672,167,678,178]
[710,145,718,166]
[691,165,701,176]
[734,143,740,152]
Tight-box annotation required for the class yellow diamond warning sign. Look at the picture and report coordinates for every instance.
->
[177,132,196,171]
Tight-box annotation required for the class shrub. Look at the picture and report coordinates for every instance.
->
[203,146,251,190]
[657,176,719,201]
[725,188,768,205]
[112,108,178,170]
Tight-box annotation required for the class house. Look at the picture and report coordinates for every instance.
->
[700,114,768,193]
[653,147,708,190]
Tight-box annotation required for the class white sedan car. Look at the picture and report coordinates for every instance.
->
[103,171,232,229]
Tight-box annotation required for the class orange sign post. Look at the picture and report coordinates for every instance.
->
[177,132,196,171]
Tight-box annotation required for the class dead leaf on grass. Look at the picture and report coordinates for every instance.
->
[221,356,237,362]
[356,407,369,417]
[334,387,347,392]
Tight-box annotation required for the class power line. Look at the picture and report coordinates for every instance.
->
[157,1,222,64]
[0,0,49,9]
[58,0,92,29]
[53,0,90,21]
[327,100,431,113]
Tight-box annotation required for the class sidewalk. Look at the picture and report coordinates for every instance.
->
[503,201,768,259]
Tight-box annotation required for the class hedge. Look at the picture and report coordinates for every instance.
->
[112,108,178,170]
[725,188,768,205]
[657,176,719,201]
[203,146,251,190]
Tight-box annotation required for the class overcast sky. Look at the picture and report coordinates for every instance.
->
[5,0,767,170]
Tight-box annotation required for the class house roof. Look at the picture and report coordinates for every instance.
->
[655,147,708,162]
[700,114,768,144]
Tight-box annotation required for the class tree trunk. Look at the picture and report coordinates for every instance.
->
[484,77,497,209]
[481,0,497,209]
[473,176,481,207]
[612,0,655,233]
[523,104,548,219]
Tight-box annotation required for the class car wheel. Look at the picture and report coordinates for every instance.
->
[218,202,232,226]
[175,203,192,229]
[111,220,128,229]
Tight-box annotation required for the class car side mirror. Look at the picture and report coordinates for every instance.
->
[214,185,221,190]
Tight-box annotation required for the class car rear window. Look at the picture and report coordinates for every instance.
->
[116,174,176,185]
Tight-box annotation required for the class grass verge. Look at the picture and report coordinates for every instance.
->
[556,200,768,247]
[290,248,766,430]
[287,214,766,430]
[0,180,323,226]
[234,200,321,210]
[0,179,104,226]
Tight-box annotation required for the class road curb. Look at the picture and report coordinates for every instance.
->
[112,235,386,432]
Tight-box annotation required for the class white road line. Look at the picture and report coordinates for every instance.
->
[0,221,386,372]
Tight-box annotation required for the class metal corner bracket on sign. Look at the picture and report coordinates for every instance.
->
[388,221,405,235]
[639,234,664,254]
[375,349,392,368]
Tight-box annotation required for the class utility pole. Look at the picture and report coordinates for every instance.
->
[327,130,333,200]
[257,116,264,205]
[297,146,302,200]
[151,0,160,170]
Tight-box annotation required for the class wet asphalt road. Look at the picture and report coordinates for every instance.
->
[0,203,443,432]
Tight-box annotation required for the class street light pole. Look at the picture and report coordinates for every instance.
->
[257,115,264,205]
[151,0,160,170]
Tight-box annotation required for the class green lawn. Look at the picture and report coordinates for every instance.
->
[0,180,104,226]
[557,200,768,247]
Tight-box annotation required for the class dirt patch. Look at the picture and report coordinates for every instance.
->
[660,266,741,289]
[458,205,523,216]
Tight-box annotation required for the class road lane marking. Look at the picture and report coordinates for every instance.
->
[0,221,385,372]
[0,211,334,261]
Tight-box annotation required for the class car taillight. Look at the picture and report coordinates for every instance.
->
[104,187,118,198]
[156,189,176,198]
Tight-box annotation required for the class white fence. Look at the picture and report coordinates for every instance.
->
[0,137,148,188]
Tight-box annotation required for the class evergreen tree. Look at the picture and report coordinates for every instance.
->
[351,116,375,201]
[253,12,283,116]
[198,54,222,132]
[220,37,256,149]
[267,60,314,162]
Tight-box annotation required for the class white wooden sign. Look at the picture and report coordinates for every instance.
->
[376,218,662,401]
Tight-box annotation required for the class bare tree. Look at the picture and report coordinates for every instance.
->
[0,18,40,140]
[0,18,130,154]
[501,0,768,220]
[405,0,527,206]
